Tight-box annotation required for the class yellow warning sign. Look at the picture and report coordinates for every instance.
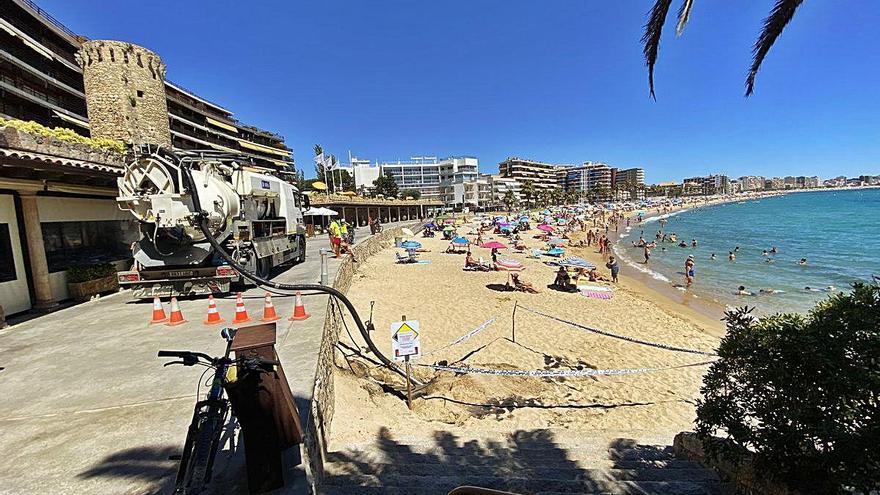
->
[390,320,421,361]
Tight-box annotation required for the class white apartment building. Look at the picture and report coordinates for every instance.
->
[489,175,523,206]
[344,155,479,204]
[564,162,613,200]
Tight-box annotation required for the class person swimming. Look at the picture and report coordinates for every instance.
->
[737,285,754,296]
[734,246,740,253]
[770,246,778,254]
[762,250,769,257]
[798,258,807,265]
[678,241,688,248]
[710,253,716,260]
[691,239,698,247]
[805,286,836,292]
[729,251,736,261]
[759,288,783,294]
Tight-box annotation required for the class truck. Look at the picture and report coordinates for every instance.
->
[115,146,309,298]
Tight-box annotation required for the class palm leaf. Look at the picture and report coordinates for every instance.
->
[642,0,674,100]
[746,0,805,96]
[676,0,694,36]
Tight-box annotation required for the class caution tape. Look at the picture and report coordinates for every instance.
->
[418,360,713,378]
[517,305,717,356]
[424,317,497,356]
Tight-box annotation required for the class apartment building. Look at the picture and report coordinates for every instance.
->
[498,157,560,192]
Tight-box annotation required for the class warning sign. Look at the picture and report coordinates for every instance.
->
[391,320,421,361]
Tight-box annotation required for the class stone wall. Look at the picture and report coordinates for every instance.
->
[301,222,424,487]
[76,40,171,147]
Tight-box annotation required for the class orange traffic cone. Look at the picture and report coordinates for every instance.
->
[289,291,310,321]
[260,292,280,322]
[232,292,251,324]
[149,296,168,325]
[166,297,187,326]
[203,295,225,325]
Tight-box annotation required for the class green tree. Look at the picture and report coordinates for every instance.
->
[339,169,355,191]
[696,285,880,493]
[400,188,421,200]
[313,144,326,183]
[502,190,518,212]
[520,180,536,208]
[643,0,806,98]
[372,172,399,198]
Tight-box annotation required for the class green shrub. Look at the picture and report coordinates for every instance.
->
[696,283,880,493]
[67,263,117,283]
[0,117,126,154]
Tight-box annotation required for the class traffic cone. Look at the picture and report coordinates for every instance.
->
[288,291,310,321]
[232,292,251,324]
[166,297,187,326]
[260,292,281,322]
[203,295,225,325]
[149,296,168,325]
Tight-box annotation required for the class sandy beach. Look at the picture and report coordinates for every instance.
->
[328,203,740,449]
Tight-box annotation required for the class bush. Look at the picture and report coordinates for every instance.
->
[67,263,117,283]
[0,117,126,154]
[696,283,880,493]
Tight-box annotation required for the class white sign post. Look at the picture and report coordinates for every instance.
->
[391,316,421,409]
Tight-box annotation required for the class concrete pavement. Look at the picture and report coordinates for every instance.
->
[0,223,402,494]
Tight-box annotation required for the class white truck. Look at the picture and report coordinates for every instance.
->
[115,147,309,298]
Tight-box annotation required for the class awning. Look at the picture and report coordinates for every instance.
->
[52,110,90,129]
[206,117,238,133]
[238,139,291,157]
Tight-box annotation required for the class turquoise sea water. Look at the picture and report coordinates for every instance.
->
[615,188,880,315]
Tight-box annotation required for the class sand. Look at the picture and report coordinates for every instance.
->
[329,213,728,448]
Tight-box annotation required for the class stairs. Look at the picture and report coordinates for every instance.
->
[319,430,733,495]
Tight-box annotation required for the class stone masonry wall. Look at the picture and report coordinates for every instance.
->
[301,222,424,487]
[76,40,171,147]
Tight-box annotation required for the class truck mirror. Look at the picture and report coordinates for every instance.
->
[302,193,310,210]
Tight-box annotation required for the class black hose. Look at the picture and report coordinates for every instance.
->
[166,147,418,386]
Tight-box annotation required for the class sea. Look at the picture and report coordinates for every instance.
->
[615,188,880,316]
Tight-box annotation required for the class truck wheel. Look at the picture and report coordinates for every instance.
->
[257,258,271,279]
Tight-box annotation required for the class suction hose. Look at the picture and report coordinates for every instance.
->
[160,146,420,386]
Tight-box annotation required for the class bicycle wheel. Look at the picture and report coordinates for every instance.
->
[175,402,226,494]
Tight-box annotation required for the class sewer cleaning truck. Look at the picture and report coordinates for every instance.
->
[115,146,309,298]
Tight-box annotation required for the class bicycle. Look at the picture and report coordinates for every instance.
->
[158,327,278,494]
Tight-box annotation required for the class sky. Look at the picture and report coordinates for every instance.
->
[42,1,880,182]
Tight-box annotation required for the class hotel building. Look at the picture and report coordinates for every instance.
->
[498,157,560,193]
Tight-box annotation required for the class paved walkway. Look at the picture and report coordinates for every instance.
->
[0,223,403,494]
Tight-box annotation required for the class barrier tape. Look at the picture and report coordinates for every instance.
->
[425,317,497,356]
[418,360,713,378]
[517,305,717,356]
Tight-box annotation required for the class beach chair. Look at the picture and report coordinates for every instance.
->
[395,252,417,264]
[527,249,542,259]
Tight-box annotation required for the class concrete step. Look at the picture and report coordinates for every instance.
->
[327,450,705,470]
[325,460,720,483]
[331,443,677,463]
[321,473,721,495]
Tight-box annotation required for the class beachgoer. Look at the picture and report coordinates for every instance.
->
[729,251,736,261]
[643,245,651,264]
[692,239,698,247]
[511,273,540,293]
[710,253,716,260]
[328,219,342,257]
[770,246,778,254]
[737,285,754,296]
[553,266,572,290]
[762,250,769,257]
[734,246,740,253]
[685,255,695,287]
[606,256,620,283]
[798,258,807,265]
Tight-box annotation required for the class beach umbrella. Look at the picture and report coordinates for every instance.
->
[545,247,565,257]
[400,240,422,250]
[495,259,524,272]
[481,241,508,250]
[451,236,469,245]
[401,228,415,237]
[443,225,455,231]
[537,224,554,233]
[558,256,596,270]
[310,181,327,191]
[548,237,566,246]
[303,207,338,216]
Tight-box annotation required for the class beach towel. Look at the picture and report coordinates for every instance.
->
[576,284,613,293]
[581,290,613,300]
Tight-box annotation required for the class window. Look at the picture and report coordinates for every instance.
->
[0,224,17,283]
[41,221,136,273]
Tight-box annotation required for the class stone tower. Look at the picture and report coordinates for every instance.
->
[76,40,171,147]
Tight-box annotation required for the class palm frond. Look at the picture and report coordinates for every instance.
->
[676,0,694,36]
[641,0,674,100]
[746,0,805,96]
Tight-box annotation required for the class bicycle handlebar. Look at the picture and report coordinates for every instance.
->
[157,350,214,363]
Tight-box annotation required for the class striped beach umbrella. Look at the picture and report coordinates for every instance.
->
[495,259,524,272]
[558,256,596,269]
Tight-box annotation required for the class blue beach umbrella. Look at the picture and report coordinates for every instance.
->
[401,240,422,250]
[558,256,596,269]
[451,236,469,245]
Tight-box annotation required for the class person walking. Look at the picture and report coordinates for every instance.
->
[606,256,620,283]
[328,218,342,258]
[685,255,696,287]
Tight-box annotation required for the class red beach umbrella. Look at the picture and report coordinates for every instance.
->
[495,259,524,272]
[537,224,554,233]
[481,241,508,250]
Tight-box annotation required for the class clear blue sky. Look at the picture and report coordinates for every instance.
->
[44,1,879,182]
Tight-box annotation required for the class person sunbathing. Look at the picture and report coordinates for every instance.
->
[511,273,540,293]
[588,268,609,282]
